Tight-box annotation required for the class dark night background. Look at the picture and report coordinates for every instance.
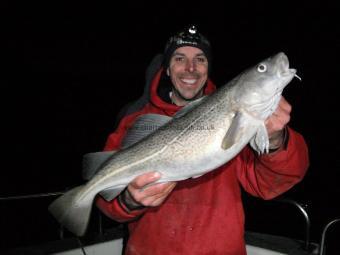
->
[2,0,340,252]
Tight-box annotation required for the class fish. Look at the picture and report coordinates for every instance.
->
[48,52,298,236]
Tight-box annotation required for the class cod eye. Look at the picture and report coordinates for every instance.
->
[257,63,267,73]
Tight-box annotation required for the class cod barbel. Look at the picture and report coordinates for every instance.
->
[48,52,298,236]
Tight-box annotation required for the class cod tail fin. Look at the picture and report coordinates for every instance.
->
[48,185,95,236]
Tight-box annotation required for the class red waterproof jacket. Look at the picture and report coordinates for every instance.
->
[96,68,309,255]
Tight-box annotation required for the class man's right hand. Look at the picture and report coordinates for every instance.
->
[119,172,176,211]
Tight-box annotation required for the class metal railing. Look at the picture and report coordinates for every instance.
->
[0,191,110,254]
[319,218,340,255]
[2,192,333,254]
[0,191,105,239]
[275,198,311,251]
[1,191,64,240]
[0,192,65,201]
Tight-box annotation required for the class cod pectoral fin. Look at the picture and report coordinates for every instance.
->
[249,122,269,154]
[221,112,247,150]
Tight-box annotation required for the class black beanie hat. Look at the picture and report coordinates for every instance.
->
[163,25,212,70]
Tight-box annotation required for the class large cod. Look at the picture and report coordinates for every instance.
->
[49,52,298,236]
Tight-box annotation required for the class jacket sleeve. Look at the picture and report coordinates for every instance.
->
[95,111,148,222]
[237,127,309,200]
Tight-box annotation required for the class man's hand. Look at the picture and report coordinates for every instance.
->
[120,172,176,210]
[265,96,291,149]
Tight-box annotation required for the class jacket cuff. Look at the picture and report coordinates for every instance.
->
[268,126,289,154]
[260,127,296,161]
[96,195,147,222]
[118,189,146,212]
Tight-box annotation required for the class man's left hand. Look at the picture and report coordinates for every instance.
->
[265,96,291,149]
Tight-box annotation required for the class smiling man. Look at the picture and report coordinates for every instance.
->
[96,25,309,255]
[163,27,211,106]
[167,46,208,105]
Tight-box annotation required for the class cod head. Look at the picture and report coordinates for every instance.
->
[232,52,297,120]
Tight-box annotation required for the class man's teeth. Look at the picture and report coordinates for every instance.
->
[182,79,197,84]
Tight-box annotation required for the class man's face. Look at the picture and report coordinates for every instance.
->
[167,46,208,105]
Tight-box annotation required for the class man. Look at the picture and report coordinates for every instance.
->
[96,25,309,255]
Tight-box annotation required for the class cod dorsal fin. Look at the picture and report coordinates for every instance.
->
[122,97,207,149]
[82,114,172,181]
[82,151,116,180]
[173,96,207,119]
[121,114,173,148]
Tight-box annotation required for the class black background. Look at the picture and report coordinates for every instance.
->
[2,0,340,251]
